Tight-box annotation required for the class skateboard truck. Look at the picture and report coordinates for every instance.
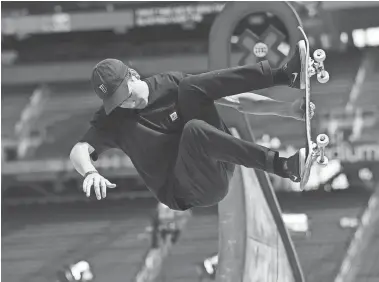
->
[301,133,329,190]
[309,49,330,84]
[315,134,329,166]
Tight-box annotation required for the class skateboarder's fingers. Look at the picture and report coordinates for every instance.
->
[310,102,316,111]
[93,177,101,200]
[100,178,107,198]
[105,180,117,188]
[83,177,88,193]
[85,178,94,197]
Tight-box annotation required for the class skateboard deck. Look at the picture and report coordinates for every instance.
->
[298,26,330,190]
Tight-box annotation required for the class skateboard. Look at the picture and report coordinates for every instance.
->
[298,26,330,190]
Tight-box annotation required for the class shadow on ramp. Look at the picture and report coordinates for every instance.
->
[216,107,304,282]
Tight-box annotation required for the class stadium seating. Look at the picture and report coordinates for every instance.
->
[15,82,100,160]
[160,208,218,282]
[2,200,155,282]
[1,87,33,141]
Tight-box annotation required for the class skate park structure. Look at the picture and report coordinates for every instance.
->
[210,2,305,281]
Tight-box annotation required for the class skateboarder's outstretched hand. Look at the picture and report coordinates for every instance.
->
[290,97,315,121]
[82,172,117,200]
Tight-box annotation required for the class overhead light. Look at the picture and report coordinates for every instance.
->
[352,27,379,47]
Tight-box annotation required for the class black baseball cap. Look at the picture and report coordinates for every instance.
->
[91,59,130,115]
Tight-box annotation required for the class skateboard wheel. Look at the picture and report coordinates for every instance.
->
[316,134,329,147]
[314,49,326,62]
[317,71,329,83]
[317,155,329,166]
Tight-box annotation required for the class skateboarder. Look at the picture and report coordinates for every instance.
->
[70,42,312,210]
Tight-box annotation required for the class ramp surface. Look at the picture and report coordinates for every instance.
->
[216,105,304,282]
[218,158,299,282]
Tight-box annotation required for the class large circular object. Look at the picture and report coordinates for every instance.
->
[209,2,302,70]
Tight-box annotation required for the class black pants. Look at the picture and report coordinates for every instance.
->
[170,61,280,210]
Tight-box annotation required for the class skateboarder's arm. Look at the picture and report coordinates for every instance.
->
[70,142,98,177]
[216,93,293,117]
[70,142,117,199]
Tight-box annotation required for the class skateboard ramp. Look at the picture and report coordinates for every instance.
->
[216,106,304,282]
